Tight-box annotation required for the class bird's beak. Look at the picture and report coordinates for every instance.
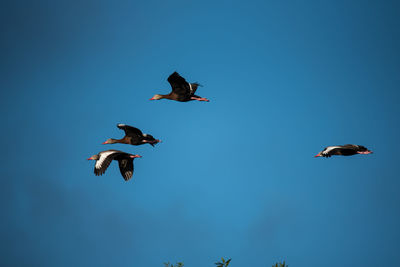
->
[314,153,321,158]
[149,97,155,100]
[157,139,162,143]
[102,141,107,144]
[130,155,142,158]
[87,156,93,160]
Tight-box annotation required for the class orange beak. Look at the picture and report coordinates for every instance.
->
[314,153,321,158]
[149,97,155,100]
[87,156,93,160]
[130,155,142,158]
[102,141,108,144]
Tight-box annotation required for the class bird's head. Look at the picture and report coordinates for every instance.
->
[315,147,328,157]
[149,94,163,100]
[87,155,99,160]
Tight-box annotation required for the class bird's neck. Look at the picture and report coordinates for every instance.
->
[109,138,124,144]
[160,94,172,99]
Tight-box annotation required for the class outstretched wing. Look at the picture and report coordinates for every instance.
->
[117,157,134,181]
[342,144,358,150]
[321,146,341,157]
[167,72,191,96]
[342,144,369,152]
[117,124,143,137]
[94,150,120,176]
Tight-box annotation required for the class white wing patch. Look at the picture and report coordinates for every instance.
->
[95,151,116,170]
[322,146,340,155]
[188,83,193,94]
[143,133,148,137]
[118,124,126,127]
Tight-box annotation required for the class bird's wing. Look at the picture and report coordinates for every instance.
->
[189,83,200,94]
[341,144,369,151]
[321,146,341,157]
[94,150,120,176]
[117,124,143,137]
[118,157,134,181]
[342,144,358,150]
[167,72,191,95]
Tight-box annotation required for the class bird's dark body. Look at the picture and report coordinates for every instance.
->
[114,124,159,147]
[337,148,359,156]
[167,72,201,101]
[160,72,203,102]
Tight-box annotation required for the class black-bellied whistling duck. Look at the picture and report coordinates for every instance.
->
[87,150,142,181]
[315,144,373,158]
[150,72,209,102]
[103,124,161,147]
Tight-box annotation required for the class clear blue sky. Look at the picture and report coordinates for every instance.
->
[1,0,400,266]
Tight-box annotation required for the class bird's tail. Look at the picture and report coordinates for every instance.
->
[193,82,203,87]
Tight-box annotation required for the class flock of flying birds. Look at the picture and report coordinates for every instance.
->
[87,71,373,181]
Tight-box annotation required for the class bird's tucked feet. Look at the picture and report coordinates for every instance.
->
[357,151,373,154]
[191,97,210,102]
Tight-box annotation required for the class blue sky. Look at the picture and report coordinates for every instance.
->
[1,0,400,266]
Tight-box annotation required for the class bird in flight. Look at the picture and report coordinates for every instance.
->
[102,124,161,147]
[150,72,209,102]
[87,150,142,181]
[314,144,373,158]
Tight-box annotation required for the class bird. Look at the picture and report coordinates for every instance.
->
[150,72,209,102]
[102,124,161,147]
[314,144,373,158]
[87,150,142,181]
